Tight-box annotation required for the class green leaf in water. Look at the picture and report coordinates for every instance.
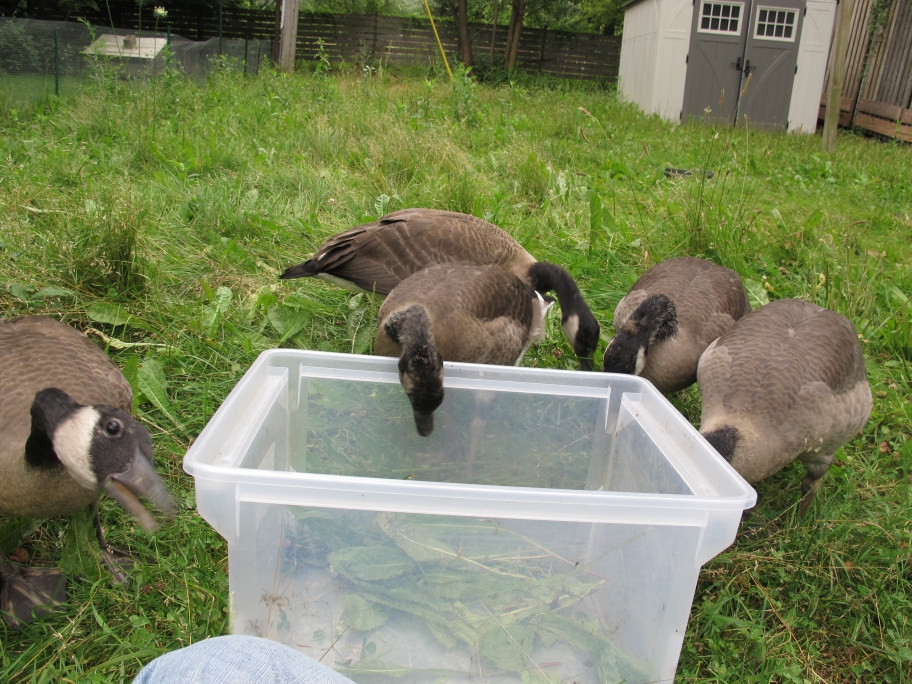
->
[328,545,416,581]
[478,622,535,673]
[336,659,409,678]
[342,594,390,631]
[377,513,457,563]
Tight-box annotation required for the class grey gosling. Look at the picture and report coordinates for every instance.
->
[602,256,751,393]
[698,299,872,516]
[0,316,175,627]
[375,264,552,474]
[281,208,599,370]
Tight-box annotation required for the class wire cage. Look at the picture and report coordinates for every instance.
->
[0,17,270,109]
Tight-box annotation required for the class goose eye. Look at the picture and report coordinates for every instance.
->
[105,420,122,437]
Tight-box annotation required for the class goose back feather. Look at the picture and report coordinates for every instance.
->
[604,256,750,392]
[698,298,872,499]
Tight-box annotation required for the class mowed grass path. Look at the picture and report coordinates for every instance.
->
[0,64,910,682]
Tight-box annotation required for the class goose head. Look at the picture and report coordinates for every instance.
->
[527,262,600,370]
[602,293,677,377]
[398,347,444,436]
[701,425,740,463]
[384,306,445,436]
[25,388,175,531]
[561,309,600,371]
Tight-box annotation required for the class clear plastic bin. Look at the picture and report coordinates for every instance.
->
[184,350,755,683]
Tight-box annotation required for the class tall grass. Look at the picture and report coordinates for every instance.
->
[0,62,910,682]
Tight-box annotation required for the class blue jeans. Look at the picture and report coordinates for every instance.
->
[133,635,354,684]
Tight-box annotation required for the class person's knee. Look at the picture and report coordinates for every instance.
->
[133,635,354,684]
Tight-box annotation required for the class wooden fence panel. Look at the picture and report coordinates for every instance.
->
[9,3,620,83]
[819,0,912,140]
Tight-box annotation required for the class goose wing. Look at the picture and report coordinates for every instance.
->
[622,257,749,340]
[438,268,535,366]
[281,209,528,293]
[699,299,870,438]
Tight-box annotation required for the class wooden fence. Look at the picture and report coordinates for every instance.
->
[296,14,620,82]
[9,2,621,82]
[819,0,912,142]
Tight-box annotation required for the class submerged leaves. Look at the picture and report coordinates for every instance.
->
[287,512,642,682]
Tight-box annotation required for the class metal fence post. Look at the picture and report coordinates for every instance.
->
[219,0,224,55]
[54,30,59,96]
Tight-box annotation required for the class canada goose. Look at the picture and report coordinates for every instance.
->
[281,208,599,370]
[375,264,552,473]
[602,256,750,393]
[0,316,175,627]
[698,299,872,515]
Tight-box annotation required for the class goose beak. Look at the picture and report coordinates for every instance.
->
[104,447,176,533]
[413,411,435,437]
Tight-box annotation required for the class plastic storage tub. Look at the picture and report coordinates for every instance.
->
[184,350,755,684]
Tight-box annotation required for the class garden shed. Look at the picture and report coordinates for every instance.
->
[618,0,837,132]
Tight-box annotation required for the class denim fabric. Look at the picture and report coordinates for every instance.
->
[132,635,355,684]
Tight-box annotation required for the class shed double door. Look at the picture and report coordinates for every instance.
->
[682,0,804,129]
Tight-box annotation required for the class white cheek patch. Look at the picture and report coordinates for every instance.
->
[634,347,647,375]
[52,406,100,491]
[562,313,580,347]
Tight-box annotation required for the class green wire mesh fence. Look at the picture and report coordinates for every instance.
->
[0,17,271,110]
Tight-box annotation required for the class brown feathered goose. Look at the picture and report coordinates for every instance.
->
[281,208,599,370]
[602,256,751,393]
[375,264,552,473]
[698,299,872,515]
[0,316,175,627]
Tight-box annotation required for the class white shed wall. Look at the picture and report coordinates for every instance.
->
[619,0,661,114]
[619,0,694,122]
[651,0,694,121]
[788,0,837,132]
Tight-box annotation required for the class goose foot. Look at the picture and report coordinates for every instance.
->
[414,399,465,475]
[464,390,497,480]
[463,414,487,480]
[798,475,823,517]
[95,514,136,587]
[797,455,832,518]
[0,555,66,628]
[415,440,464,467]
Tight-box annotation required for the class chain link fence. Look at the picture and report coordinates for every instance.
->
[0,17,270,111]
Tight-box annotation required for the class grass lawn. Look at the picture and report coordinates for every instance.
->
[0,62,910,682]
